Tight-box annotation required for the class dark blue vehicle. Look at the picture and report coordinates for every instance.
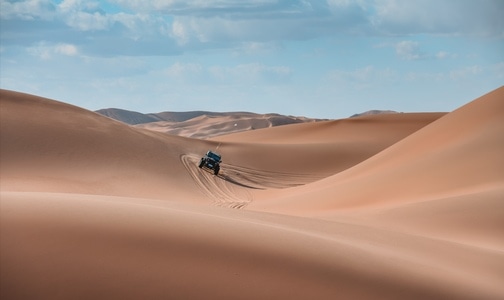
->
[198,150,221,175]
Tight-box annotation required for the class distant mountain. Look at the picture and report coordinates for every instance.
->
[95,108,327,138]
[95,108,161,124]
[350,110,399,118]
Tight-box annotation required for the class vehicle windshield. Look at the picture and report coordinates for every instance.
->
[207,151,221,161]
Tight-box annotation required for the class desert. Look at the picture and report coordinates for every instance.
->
[1,87,503,299]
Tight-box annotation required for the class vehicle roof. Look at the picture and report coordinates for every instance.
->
[207,150,221,158]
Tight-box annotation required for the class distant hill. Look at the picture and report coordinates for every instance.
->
[96,108,404,139]
[95,108,327,138]
[94,108,225,124]
[350,110,399,118]
[95,108,161,124]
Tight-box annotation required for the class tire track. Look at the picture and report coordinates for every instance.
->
[180,154,323,209]
[220,163,323,189]
[181,154,252,208]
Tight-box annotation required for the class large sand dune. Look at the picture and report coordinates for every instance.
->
[96,107,324,139]
[1,87,503,299]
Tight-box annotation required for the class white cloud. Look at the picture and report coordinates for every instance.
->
[170,20,190,45]
[395,40,424,60]
[104,0,372,48]
[111,0,285,15]
[55,43,78,56]
[0,0,56,20]
[27,42,79,59]
[55,0,164,34]
[27,44,52,60]
[3,0,501,59]
[66,11,110,30]
[372,0,504,37]
[58,0,86,13]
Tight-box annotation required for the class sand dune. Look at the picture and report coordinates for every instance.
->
[247,87,504,206]
[135,114,322,139]
[248,87,504,248]
[0,90,212,201]
[1,87,503,299]
[97,107,323,138]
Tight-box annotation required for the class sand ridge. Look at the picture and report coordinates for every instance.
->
[247,86,504,214]
[129,111,322,139]
[1,87,503,299]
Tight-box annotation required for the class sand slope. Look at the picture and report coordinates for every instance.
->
[249,87,504,247]
[3,192,503,300]
[250,87,504,210]
[1,87,503,299]
[0,90,212,201]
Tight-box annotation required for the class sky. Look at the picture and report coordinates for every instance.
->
[1,0,503,119]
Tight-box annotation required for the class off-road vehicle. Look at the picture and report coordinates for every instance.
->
[198,150,221,175]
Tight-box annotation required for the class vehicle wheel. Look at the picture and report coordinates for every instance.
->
[214,166,220,175]
[198,159,205,168]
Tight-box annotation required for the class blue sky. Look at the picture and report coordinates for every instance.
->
[1,0,503,118]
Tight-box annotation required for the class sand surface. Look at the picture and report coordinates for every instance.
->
[1,87,503,299]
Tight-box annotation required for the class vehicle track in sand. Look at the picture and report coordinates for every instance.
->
[181,154,322,209]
